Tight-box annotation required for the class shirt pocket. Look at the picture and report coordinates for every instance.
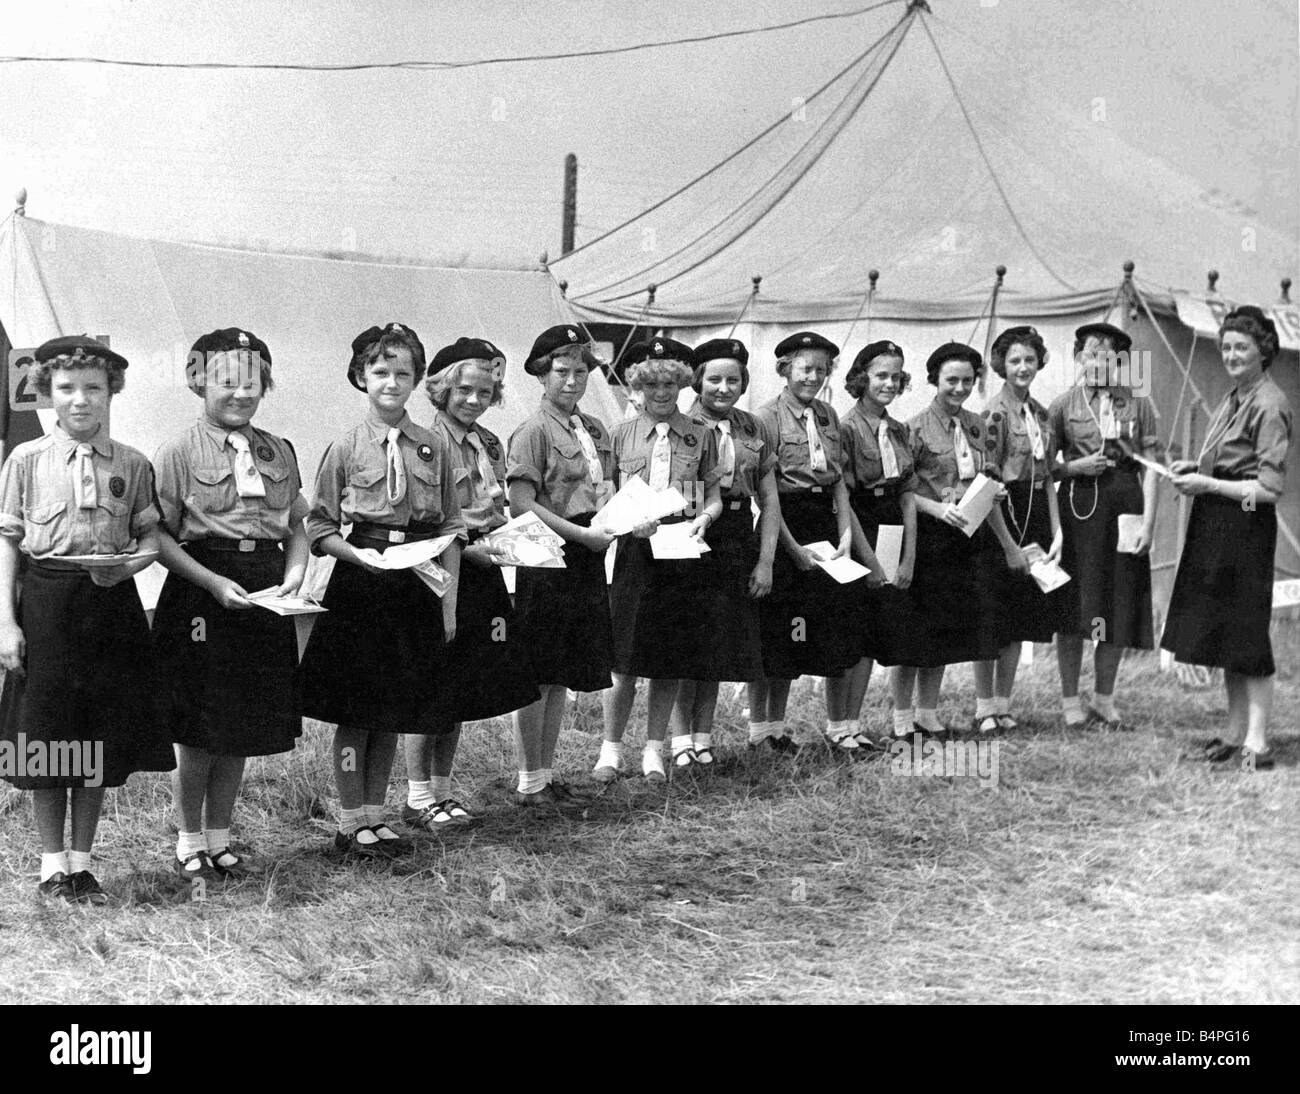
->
[188,466,237,515]
[21,499,68,555]
[452,466,475,509]
[669,447,701,487]
[1067,412,1101,451]
[778,434,810,469]
[553,440,586,483]
[344,464,388,513]
[258,461,294,511]
[407,460,444,521]
[94,498,133,551]
[617,455,646,486]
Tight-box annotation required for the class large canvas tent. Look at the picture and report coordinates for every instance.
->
[553,0,1300,619]
[0,213,619,604]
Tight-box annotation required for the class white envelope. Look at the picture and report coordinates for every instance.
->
[802,541,871,584]
[246,591,328,616]
[956,473,999,537]
[352,533,459,570]
[593,476,690,536]
[1116,513,1144,554]
[650,523,710,559]
[874,525,904,584]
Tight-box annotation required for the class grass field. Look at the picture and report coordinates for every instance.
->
[1,629,1297,1005]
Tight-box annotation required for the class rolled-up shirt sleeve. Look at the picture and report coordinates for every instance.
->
[305,441,348,552]
[0,456,25,542]
[1253,401,1292,496]
[129,460,162,537]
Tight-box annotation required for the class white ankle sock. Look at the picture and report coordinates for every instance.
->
[771,721,789,740]
[430,775,452,801]
[68,851,92,874]
[177,831,206,860]
[693,732,712,750]
[517,769,547,794]
[892,709,914,737]
[596,740,624,769]
[338,806,366,835]
[40,851,68,882]
[1062,696,1084,725]
[975,697,997,720]
[670,734,694,756]
[916,708,942,732]
[1093,692,1118,721]
[995,696,1011,716]
[204,827,231,853]
[748,720,772,743]
[407,779,436,810]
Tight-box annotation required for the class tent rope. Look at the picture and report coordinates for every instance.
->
[726,276,761,338]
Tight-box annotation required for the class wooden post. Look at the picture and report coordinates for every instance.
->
[561,153,577,256]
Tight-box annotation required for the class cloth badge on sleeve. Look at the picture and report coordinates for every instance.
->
[416,444,435,462]
[744,421,755,436]
[684,434,697,447]
[109,476,126,498]
[257,444,274,462]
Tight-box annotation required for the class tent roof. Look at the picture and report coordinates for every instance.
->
[555,3,1297,326]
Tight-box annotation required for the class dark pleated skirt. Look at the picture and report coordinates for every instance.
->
[759,491,864,679]
[1057,470,1154,649]
[1161,493,1277,676]
[513,514,613,693]
[0,561,174,789]
[848,486,916,667]
[899,512,1003,668]
[297,533,448,733]
[427,544,540,726]
[152,543,303,756]
[994,480,1070,644]
[693,501,766,682]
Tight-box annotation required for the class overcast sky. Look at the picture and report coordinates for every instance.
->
[1,0,1295,267]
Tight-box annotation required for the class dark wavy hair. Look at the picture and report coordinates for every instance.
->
[1219,305,1279,369]
[989,329,1048,378]
[350,327,427,388]
[844,352,908,400]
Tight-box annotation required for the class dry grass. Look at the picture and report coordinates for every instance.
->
[0,626,1297,1004]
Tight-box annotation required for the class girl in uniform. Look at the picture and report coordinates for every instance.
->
[752,332,879,754]
[972,327,1066,733]
[670,338,780,768]
[595,339,723,782]
[403,337,539,827]
[892,343,1027,740]
[298,323,465,856]
[839,341,919,742]
[506,325,615,808]
[1162,306,1291,769]
[152,328,309,878]
[1048,323,1160,731]
[0,336,173,903]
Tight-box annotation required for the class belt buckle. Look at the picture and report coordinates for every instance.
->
[810,486,823,494]
[873,486,886,497]
[238,539,256,553]
[389,530,407,544]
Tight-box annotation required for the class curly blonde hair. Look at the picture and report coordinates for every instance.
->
[625,358,692,391]
[426,359,505,409]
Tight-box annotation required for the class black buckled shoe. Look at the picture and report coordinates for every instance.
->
[37,872,73,903]
[67,871,109,905]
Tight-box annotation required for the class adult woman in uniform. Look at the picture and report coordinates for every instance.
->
[1162,306,1291,769]
[752,332,880,754]
[972,326,1066,733]
[1048,323,1160,730]
[595,338,722,782]
[404,337,539,827]
[892,343,1026,740]
[506,325,615,807]
[840,340,918,742]
[669,338,780,766]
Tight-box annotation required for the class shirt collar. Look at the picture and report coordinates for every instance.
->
[52,424,113,459]
[436,409,472,445]
[929,398,960,429]
[639,410,688,441]
[364,412,417,442]
[541,397,580,428]
[686,396,732,425]
[1233,372,1266,404]
[997,383,1032,410]
[779,388,817,417]
[198,415,256,448]
[848,400,889,430]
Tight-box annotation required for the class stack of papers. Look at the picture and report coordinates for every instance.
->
[61,550,159,568]
[593,477,689,536]
[955,473,1000,537]
[649,522,711,560]
[352,534,459,570]
[412,560,454,596]
[482,511,565,568]
[1020,544,1071,593]
[874,525,904,584]
[802,541,872,584]
[1116,514,1145,554]
[246,590,329,616]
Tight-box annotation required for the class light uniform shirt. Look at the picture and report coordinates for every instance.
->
[153,417,309,542]
[753,389,844,493]
[982,386,1055,485]
[1048,384,1159,466]
[610,411,723,512]
[506,399,615,519]
[432,410,508,534]
[839,402,919,494]
[305,412,466,550]
[1197,373,1292,495]
[685,400,778,501]
[907,401,993,504]
[0,426,160,557]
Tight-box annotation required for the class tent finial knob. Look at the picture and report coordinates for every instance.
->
[1207,269,1219,293]
[646,283,657,304]
[1281,278,1292,303]
[1122,260,1135,279]
[751,274,762,293]
[539,251,549,268]
[14,187,26,216]
[995,264,1007,283]
[558,279,568,297]
[868,269,879,289]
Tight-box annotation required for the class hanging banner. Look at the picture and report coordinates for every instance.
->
[1172,294,1299,352]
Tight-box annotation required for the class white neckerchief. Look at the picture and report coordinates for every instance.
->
[227,431,267,499]
[876,417,900,480]
[649,421,672,491]
[569,414,604,485]
[74,442,98,509]
[384,427,407,504]
[715,418,736,489]
[1021,402,1045,460]
[465,430,504,501]
[952,418,977,481]
[802,406,827,472]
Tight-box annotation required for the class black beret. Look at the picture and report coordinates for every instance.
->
[625,337,693,366]
[852,340,904,370]
[1074,322,1132,355]
[926,342,983,374]
[349,322,424,390]
[775,331,839,359]
[427,337,504,377]
[693,338,749,367]
[190,328,272,369]
[34,334,128,370]
[524,324,590,376]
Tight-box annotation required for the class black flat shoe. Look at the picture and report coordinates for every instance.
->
[333,828,392,859]
[67,871,108,905]
[749,734,800,755]
[513,784,584,811]
[174,850,219,881]
[369,824,412,855]
[208,847,248,878]
[1204,742,1239,764]
[37,872,73,903]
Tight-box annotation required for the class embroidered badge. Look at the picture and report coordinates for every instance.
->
[256,445,274,462]
[801,335,811,345]
[416,444,434,462]
[969,424,981,438]
[567,328,579,342]
[1114,397,1128,411]
[816,411,828,427]
[109,475,126,498]
[744,421,756,437]
[991,411,1004,423]
[483,438,500,459]
[653,341,663,355]
[237,331,250,347]
[684,434,698,448]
